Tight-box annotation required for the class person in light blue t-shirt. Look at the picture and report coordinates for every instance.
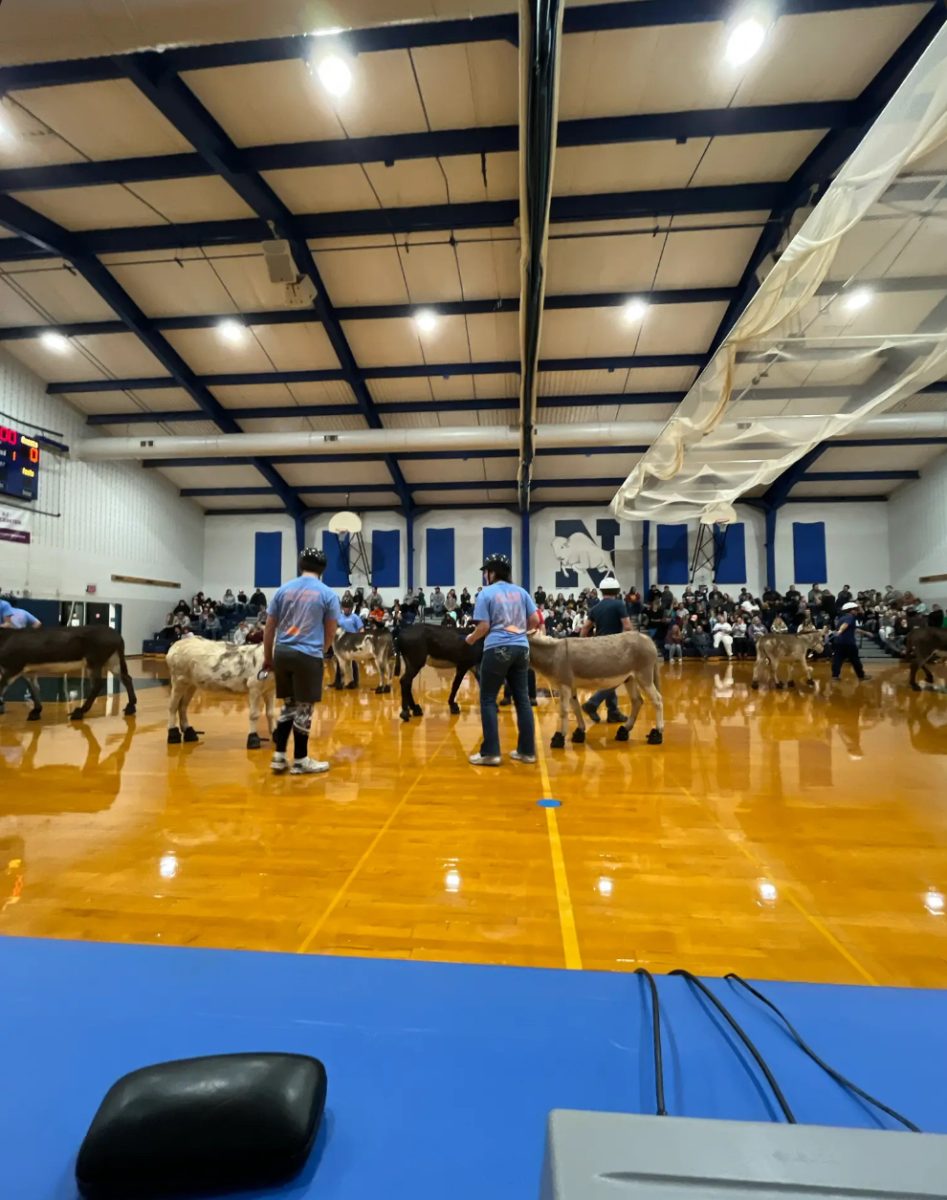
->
[333,599,365,690]
[263,547,342,777]
[465,553,541,767]
[0,600,41,629]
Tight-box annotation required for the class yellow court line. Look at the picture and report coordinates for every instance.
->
[536,735,583,970]
[297,726,453,954]
[668,767,877,986]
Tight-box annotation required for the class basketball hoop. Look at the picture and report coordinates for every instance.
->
[328,510,362,537]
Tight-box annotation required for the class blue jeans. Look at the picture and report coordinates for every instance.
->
[479,644,535,758]
[586,687,623,717]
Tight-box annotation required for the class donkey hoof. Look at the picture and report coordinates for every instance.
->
[615,726,630,743]
[646,728,663,745]
[550,731,565,750]
[775,681,785,690]
[183,726,200,743]
[246,732,262,750]
[27,709,42,722]
[345,681,358,690]
[412,705,423,717]
[806,678,815,688]
[571,728,586,744]
[69,708,84,722]
[124,703,137,716]
[787,680,796,689]
[910,682,921,691]
[384,684,392,694]
[167,727,182,745]
[374,686,384,695]
[751,681,760,690]
[449,702,461,715]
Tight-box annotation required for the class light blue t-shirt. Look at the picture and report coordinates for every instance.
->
[338,611,364,635]
[473,581,536,649]
[268,576,342,657]
[1,604,38,629]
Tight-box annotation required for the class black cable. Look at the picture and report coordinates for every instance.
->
[725,973,920,1133]
[670,969,797,1123]
[635,968,667,1116]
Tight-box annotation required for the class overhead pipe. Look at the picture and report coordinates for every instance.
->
[75,410,947,463]
[516,0,565,512]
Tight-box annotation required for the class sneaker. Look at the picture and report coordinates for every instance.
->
[270,754,289,774]
[290,757,330,775]
[581,701,601,724]
[509,750,536,764]
[468,753,501,767]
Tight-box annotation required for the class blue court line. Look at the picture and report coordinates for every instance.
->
[1,937,945,1199]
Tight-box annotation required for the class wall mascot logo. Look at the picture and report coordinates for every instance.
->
[553,519,620,588]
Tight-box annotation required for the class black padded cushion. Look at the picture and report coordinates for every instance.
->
[76,1052,327,1199]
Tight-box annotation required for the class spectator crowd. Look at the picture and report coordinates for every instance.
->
[153,579,944,662]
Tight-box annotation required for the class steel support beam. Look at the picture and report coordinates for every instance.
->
[800,470,919,481]
[0,1,925,91]
[0,194,302,516]
[0,185,788,262]
[181,476,629,498]
[0,103,856,193]
[122,51,412,512]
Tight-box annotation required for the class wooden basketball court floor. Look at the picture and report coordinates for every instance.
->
[1,657,945,989]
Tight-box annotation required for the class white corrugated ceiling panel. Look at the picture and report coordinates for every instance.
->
[0,265,117,323]
[301,490,403,508]
[208,380,355,407]
[439,152,518,203]
[474,372,518,398]
[536,365,696,396]
[410,40,518,128]
[200,496,285,512]
[455,238,520,300]
[63,386,196,415]
[816,444,942,473]
[0,102,84,169]
[183,60,344,146]
[554,141,709,195]
[276,460,394,488]
[164,421,222,437]
[10,185,170,231]
[403,458,494,485]
[398,240,483,303]
[789,479,901,498]
[251,322,340,371]
[539,301,723,358]
[265,165,381,214]
[313,242,407,307]
[237,414,367,433]
[345,316,471,367]
[537,452,644,477]
[126,177,256,224]
[531,486,616,504]
[162,329,277,374]
[3,338,98,382]
[9,80,193,158]
[652,215,769,290]
[733,6,929,105]
[108,257,242,317]
[466,312,519,361]
[546,220,670,294]
[160,464,269,490]
[691,131,826,187]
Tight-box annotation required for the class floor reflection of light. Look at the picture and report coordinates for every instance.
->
[757,880,778,905]
[597,876,614,898]
[159,853,178,880]
[444,869,461,893]
[924,888,944,916]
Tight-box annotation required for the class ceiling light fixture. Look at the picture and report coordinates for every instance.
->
[217,318,247,345]
[415,309,438,335]
[315,53,353,98]
[843,287,873,313]
[725,17,767,66]
[622,298,648,324]
[39,330,70,353]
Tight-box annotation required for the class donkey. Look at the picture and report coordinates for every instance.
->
[396,624,482,721]
[527,631,663,749]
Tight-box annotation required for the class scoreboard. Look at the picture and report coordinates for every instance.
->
[0,424,40,501]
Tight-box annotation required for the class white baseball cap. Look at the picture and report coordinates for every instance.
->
[841,601,858,611]
[599,576,621,591]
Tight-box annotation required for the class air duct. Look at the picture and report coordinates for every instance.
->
[75,411,947,462]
